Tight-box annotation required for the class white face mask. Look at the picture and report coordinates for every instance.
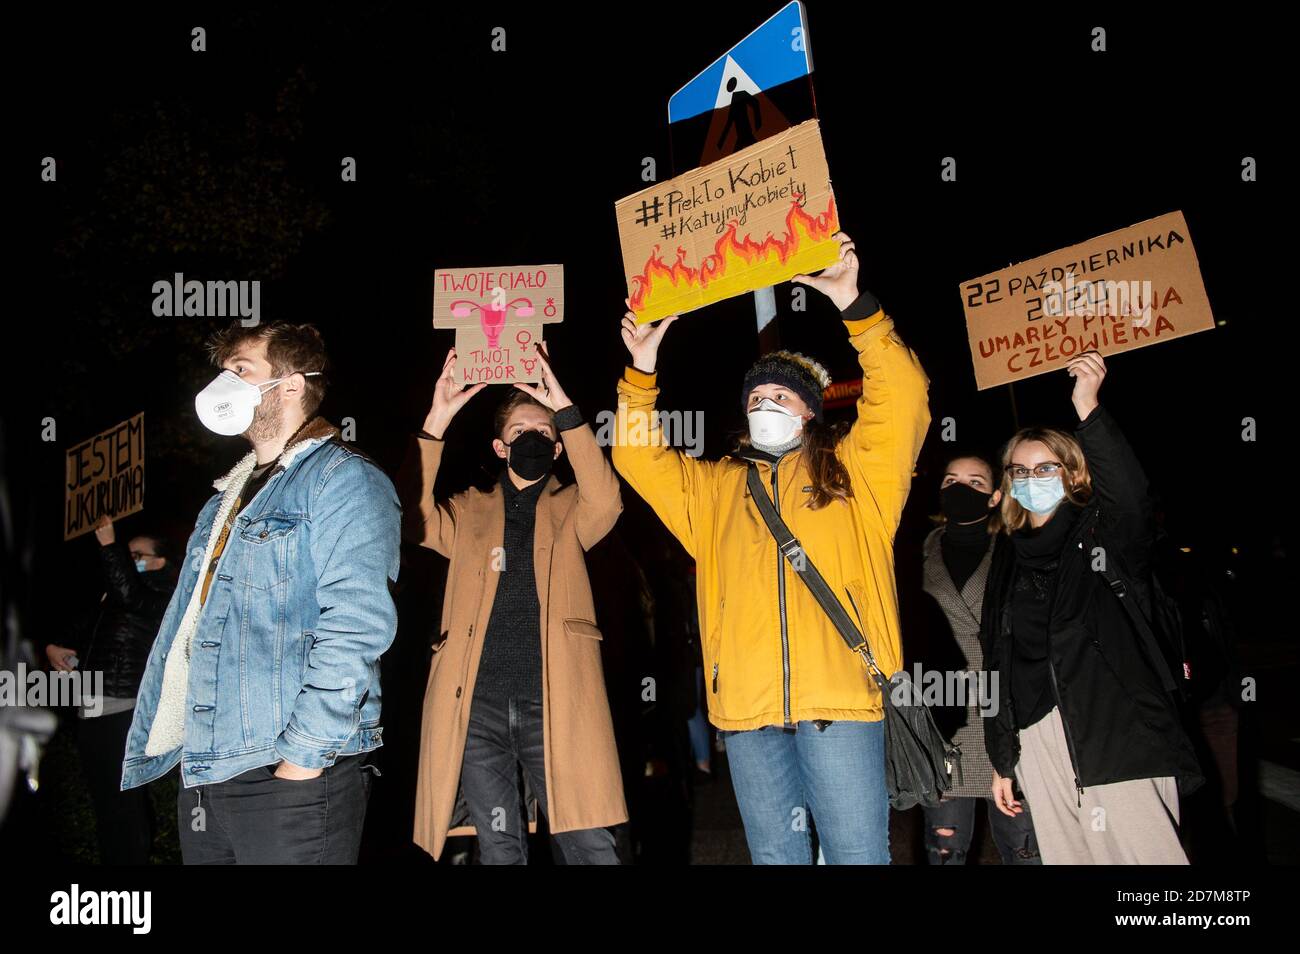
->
[195,370,320,436]
[747,397,803,446]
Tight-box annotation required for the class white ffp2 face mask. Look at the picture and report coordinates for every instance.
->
[195,369,321,436]
[747,397,803,446]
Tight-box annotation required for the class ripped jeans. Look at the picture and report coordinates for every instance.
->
[922,795,1041,865]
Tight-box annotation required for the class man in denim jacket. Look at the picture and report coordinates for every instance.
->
[121,322,401,864]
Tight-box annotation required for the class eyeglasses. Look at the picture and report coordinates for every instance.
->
[129,551,158,561]
[1004,461,1064,480]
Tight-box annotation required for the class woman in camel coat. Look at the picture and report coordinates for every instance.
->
[403,346,627,862]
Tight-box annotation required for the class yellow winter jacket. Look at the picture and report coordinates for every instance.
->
[612,307,930,730]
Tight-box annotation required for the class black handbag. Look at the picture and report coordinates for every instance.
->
[745,462,959,810]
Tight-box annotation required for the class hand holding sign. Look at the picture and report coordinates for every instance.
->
[791,231,859,311]
[513,344,571,412]
[1067,351,1107,421]
[621,298,678,374]
[93,515,116,546]
[424,348,488,440]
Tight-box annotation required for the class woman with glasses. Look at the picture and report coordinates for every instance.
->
[980,351,1202,863]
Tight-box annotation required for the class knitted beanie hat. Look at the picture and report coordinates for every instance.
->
[741,350,832,422]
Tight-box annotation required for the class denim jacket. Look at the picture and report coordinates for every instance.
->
[121,418,401,789]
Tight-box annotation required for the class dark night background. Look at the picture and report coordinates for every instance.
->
[4,3,1294,867]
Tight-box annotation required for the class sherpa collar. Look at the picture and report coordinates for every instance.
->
[140,416,340,759]
[212,417,339,493]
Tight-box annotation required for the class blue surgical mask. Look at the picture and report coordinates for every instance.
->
[1010,475,1066,515]
[134,558,149,573]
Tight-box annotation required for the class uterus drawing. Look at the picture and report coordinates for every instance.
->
[449,297,535,348]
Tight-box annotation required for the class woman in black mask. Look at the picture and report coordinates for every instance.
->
[915,455,1041,864]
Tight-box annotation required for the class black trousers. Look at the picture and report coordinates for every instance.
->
[922,794,1042,865]
[77,709,153,865]
[177,754,374,864]
[460,693,619,864]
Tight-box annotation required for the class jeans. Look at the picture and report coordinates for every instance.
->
[721,719,890,864]
[460,693,619,865]
[922,795,1041,864]
[79,709,152,864]
[177,754,373,864]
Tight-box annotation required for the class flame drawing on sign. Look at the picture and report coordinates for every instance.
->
[449,297,535,348]
[629,196,838,319]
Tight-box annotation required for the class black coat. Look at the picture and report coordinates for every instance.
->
[980,406,1203,795]
[75,543,177,699]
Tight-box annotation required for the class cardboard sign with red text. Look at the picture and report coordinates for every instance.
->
[615,119,840,324]
[453,324,549,384]
[432,265,563,384]
[959,211,1215,390]
[65,413,145,540]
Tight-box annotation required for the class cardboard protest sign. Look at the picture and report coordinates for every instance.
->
[65,413,145,541]
[616,118,839,324]
[960,210,1215,390]
[432,265,563,384]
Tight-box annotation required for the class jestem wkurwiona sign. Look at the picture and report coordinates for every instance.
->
[65,413,145,541]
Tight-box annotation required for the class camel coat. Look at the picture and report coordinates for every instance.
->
[404,419,628,860]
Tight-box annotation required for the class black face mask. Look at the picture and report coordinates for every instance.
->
[506,429,556,481]
[940,481,992,524]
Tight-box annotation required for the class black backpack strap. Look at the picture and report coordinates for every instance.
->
[744,462,888,692]
[1085,518,1178,694]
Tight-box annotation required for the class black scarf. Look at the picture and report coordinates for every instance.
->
[940,515,993,593]
[1010,502,1081,568]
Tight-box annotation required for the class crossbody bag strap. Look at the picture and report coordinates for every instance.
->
[744,462,889,692]
[1086,519,1179,694]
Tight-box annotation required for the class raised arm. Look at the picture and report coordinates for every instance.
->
[400,432,459,557]
[793,234,931,534]
[91,517,173,617]
[513,344,622,550]
[609,307,713,557]
[1068,353,1151,555]
[841,298,931,533]
[398,348,486,558]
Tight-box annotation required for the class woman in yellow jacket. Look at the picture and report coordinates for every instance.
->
[613,233,930,863]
